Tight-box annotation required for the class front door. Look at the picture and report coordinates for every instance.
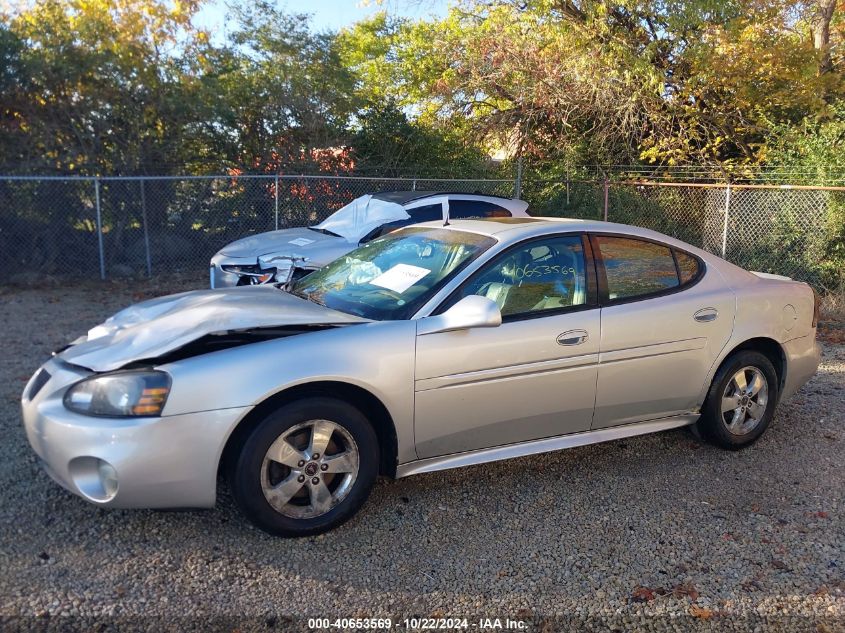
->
[413,233,601,459]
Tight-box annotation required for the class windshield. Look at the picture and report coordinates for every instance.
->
[311,195,411,242]
[291,227,496,320]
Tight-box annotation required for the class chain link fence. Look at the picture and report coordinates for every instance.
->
[520,179,844,291]
[1,173,843,292]
[615,183,841,288]
[0,175,514,283]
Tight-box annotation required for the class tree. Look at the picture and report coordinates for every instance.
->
[0,0,214,175]
[5,0,840,175]
[350,101,491,177]
[643,0,842,164]
[213,1,360,173]
[341,0,843,167]
[811,0,838,74]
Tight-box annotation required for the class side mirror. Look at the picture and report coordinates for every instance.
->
[417,295,502,335]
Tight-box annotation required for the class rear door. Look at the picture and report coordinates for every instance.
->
[590,234,735,428]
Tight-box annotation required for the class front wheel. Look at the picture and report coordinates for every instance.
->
[697,350,779,450]
[228,397,379,536]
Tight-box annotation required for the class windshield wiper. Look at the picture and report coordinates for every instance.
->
[308,226,341,238]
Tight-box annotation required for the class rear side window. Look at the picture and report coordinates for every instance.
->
[595,236,679,300]
[361,203,443,242]
[675,250,700,284]
[449,200,511,219]
[408,204,443,222]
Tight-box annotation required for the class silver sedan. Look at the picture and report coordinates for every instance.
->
[22,218,821,536]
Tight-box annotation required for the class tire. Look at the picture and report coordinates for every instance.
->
[697,350,779,450]
[228,397,379,537]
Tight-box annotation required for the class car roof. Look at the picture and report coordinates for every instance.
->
[405,217,710,254]
[372,190,520,205]
[408,217,598,236]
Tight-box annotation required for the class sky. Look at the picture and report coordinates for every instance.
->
[195,0,451,36]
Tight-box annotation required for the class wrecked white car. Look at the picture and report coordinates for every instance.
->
[209,191,529,287]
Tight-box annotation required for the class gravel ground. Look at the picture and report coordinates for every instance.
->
[1,282,843,632]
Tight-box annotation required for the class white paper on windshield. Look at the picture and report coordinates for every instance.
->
[288,237,315,246]
[369,264,431,293]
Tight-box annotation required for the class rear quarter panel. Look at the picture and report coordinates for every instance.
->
[694,259,817,403]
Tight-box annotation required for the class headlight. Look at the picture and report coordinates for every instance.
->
[221,264,276,284]
[63,371,171,417]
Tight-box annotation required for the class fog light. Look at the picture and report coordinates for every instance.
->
[98,461,119,498]
[68,456,119,503]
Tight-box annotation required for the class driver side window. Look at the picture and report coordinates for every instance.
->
[441,235,588,318]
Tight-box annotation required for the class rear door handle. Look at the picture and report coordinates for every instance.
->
[694,308,718,322]
[557,329,589,346]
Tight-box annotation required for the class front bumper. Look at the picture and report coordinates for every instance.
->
[21,358,250,509]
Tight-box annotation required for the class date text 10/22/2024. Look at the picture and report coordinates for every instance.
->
[307,618,529,630]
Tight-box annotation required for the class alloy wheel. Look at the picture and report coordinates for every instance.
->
[721,366,769,436]
[260,419,360,519]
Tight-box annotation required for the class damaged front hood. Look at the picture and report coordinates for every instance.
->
[60,286,367,372]
[220,227,343,259]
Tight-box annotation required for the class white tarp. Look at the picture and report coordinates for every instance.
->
[313,195,411,242]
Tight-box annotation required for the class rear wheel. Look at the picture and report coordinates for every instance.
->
[697,350,779,450]
[229,397,379,536]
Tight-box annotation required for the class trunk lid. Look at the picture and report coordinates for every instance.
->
[750,271,793,282]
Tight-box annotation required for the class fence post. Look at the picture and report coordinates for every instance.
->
[603,176,609,222]
[139,179,152,277]
[721,183,731,258]
[94,177,106,280]
[566,170,570,207]
[274,173,280,230]
[515,156,523,199]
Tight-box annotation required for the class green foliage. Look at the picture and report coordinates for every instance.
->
[0,0,216,174]
[0,0,492,177]
[350,101,494,177]
[762,103,845,289]
[765,103,845,177]
[4,0,843,175]
[606,187,710,248]
[216,2,359,170]
[727,206,832,287]
[519,180,603,220]
[336,0,843,167]
[336,13,404,105]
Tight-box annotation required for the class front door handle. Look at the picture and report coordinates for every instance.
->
[694,307,718,322]
[557,329,589,346]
